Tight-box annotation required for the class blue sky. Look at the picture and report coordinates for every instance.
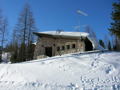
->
[0,0,117,40]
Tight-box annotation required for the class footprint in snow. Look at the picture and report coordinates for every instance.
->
[104,65,115,74]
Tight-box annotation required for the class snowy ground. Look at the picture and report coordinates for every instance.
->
[0,51,120,90]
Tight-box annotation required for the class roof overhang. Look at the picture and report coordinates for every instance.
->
[33,32,86,40]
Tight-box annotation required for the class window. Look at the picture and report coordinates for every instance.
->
[72,44,75,48]
[57,46,60,51]
[62,46,65,50]
[66,45,70,49]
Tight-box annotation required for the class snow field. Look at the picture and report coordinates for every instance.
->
[0,51,120,90]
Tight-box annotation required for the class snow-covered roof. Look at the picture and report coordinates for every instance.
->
[34,31,89,38]
[34,31,100,50]
[32,42,37,45]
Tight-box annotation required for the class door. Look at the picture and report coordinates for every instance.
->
[45,47,52,57]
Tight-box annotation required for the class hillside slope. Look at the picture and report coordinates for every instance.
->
[0,51,120,90]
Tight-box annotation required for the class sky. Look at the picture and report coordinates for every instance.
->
[0,0,118,40]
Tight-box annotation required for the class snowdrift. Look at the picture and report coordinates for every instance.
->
[0,51,120,90]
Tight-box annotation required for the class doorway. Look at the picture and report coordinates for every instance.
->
[84,38,93,51]
[45,47,52,57]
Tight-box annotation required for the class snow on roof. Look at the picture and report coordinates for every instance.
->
[32,42,37,45]
[35,31,89,37]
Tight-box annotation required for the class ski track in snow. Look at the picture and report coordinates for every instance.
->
[0,51,120,90]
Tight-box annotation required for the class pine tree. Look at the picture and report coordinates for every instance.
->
[109,0,120,51]
[109,0,120,38]
[108,41,112,50]
[10,42,19,63]
[99,40,105,48]
[9,28,19,63]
